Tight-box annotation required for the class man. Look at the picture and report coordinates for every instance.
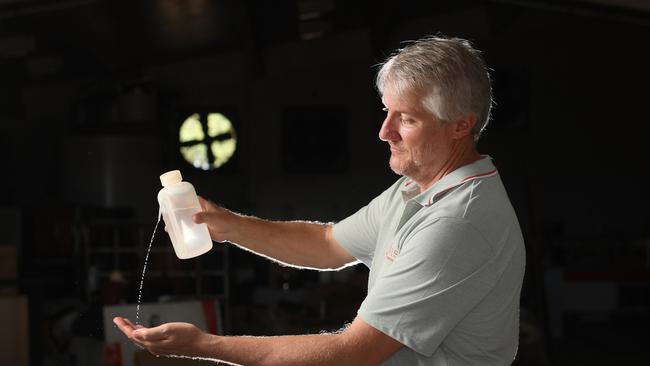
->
[115,35,526,365]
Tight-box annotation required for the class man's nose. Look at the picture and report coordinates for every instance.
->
[379,116,399,142]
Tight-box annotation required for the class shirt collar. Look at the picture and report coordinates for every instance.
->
[400,155,498,207]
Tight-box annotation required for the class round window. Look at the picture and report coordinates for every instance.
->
[179,112,237,170]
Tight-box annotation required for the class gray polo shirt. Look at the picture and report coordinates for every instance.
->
[333,156,525,365]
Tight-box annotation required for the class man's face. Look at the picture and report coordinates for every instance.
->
[378,91,456,181]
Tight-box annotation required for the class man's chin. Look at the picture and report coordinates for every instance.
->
[391,155,422,176]
[389,160,408,176]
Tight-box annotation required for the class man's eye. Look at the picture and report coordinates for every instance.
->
[401,118,415,125]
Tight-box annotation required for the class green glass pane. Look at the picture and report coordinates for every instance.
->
[207,113,234,137]
[211,138,236,168]
[180,114,205,143]
[180,144,209,170]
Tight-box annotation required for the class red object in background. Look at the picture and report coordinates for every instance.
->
[201,299,217,335]
[101,271,129,305]
[104,342,123,366]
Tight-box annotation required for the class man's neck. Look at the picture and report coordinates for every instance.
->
[415,142,481,193]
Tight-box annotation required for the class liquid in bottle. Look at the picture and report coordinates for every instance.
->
[157,170,212,259]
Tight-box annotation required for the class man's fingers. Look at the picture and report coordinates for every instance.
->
[197,196,211,211]
[134,324,169,342]
[114,317,170,355]
[197,195,207,204]
[113,316,129,328]
[193,210,219,225]
[120,317,137,328]
[193,211,208,224]
[113,317,136,336]
[114,317,149,345]
[122,318,146,330]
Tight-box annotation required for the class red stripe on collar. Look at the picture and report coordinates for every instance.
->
[426,169,498,205]
[460,168,498,183]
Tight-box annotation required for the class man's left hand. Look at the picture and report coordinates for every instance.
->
[113,317,210,357]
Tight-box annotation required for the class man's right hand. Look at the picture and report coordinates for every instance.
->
[192,196,236,243]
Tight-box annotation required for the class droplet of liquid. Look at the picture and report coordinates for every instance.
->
[136,208,162,325]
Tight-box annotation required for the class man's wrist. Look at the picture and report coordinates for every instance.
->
[196,332,220,359]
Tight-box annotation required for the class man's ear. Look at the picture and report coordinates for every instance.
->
[451,114,477,139]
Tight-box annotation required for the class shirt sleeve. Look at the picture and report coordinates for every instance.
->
[358,217,497,357]
[331,198,381,267]
[332,181,399,267]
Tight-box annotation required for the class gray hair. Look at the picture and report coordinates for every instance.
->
[376,35,493,141]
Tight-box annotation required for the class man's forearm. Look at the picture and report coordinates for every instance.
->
[116,315,400,365]
[226,215,351,269]
[200,332,361,366]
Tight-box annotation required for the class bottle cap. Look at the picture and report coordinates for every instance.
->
[160,170,182,187]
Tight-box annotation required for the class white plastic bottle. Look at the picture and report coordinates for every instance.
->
[157,170,213,259]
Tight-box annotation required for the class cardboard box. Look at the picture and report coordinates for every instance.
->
[0,296,29,366]
[103,300,222,366]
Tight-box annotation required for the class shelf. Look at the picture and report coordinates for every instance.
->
[75,218,231,333]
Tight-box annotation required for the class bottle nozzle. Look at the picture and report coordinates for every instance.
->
[160,170,182,187]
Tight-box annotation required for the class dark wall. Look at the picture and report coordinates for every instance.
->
[3,3,647,233]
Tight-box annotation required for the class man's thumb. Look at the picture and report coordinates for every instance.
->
[193,211,208,224]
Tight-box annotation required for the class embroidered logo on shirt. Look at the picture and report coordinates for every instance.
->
[385,247,400,262]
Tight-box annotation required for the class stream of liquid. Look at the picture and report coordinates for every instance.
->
[135,209,162,325]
